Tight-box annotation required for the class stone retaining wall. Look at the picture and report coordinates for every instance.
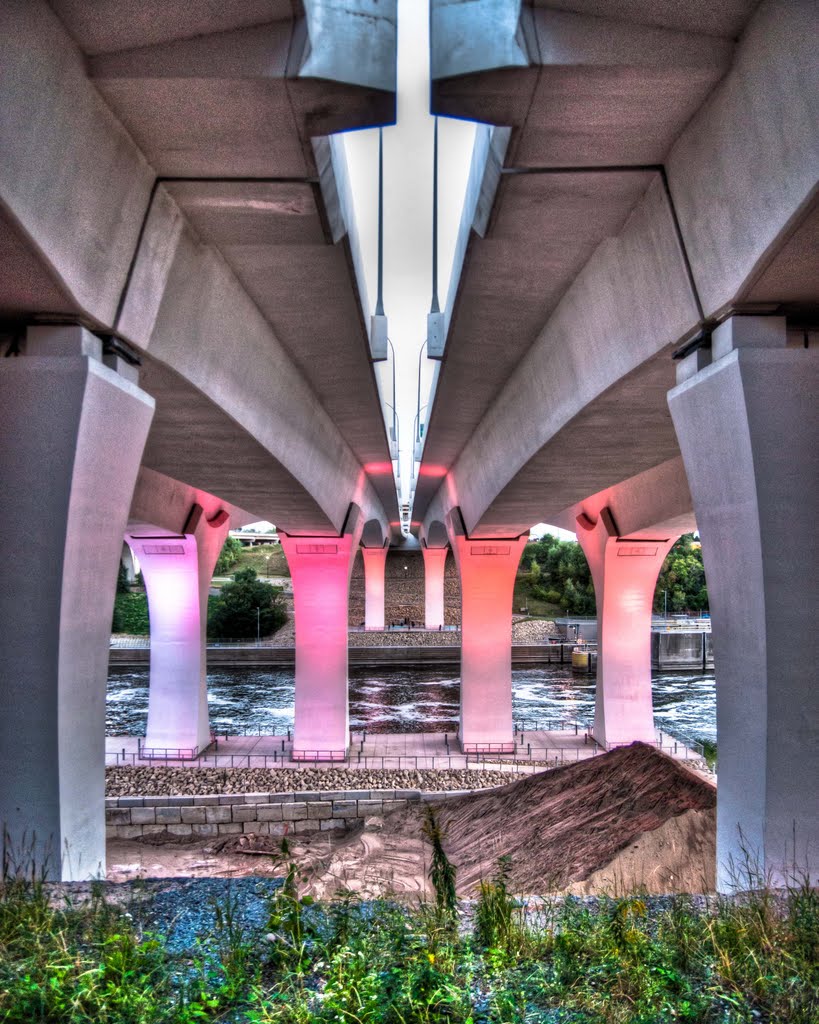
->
[105,788,472,840]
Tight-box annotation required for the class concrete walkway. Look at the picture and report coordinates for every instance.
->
[106,728,703,772]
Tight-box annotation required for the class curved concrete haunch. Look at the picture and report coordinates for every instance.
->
[125,503,230,757]
[0,327,154,881]
[281,509,364,760]
[576,508,678,749]
[421,544,448,629]
[670,315,819,890]
[449,514,528,752]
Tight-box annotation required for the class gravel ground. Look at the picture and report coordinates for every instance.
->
[47,877,715,948]
[266,617,559,648]
[106,765,520,797]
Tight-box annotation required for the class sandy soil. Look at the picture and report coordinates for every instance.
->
[108,744,717,896]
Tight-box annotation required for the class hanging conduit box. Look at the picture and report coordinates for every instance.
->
[370,313,389,361]
[427,310,445,358]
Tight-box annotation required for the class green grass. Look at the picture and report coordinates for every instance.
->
[2,854,816,1024]
[217,544,290,581]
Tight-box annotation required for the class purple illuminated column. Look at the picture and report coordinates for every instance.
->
[127,506,229,756]
[452,532,528,752]
[421,545,448,628]
[576,508,677,749]
[280,532,359,759]
[361,545,388,629]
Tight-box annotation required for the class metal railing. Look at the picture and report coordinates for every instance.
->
[651,617,712,632]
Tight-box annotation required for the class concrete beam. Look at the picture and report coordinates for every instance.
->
[59,1,396,177]
[551,458,696,541]
[116,181,390,536]
[0,0,154,326]
[434,175,698,536]
[1,0,398,538]
[418,0,816,542]
[432,1,736,167]
[666,0,819,319]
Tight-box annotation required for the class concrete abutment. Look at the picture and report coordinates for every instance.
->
[0,327,154,881]
[669,316,819,890]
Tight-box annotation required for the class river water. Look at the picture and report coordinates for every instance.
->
[107,665,716,744]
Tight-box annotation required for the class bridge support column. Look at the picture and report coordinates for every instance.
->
[0,327,154,880]
[575,509,677,749]
[669,315,819,889]
[421,545,448,628]
[361,545,388,630]
[451,527,528,752]
[126,506,229,758]
[281,526,361,760]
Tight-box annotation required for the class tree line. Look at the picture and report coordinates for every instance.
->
[520,533,708,617]
[113,566,286,639]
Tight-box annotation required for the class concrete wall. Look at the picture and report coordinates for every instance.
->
[109,644,577,669]
[652,633,713,671]
[105,786,478,840]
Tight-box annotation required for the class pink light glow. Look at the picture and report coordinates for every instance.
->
[364,461,394,475]
[280,534,356,757]
[128,533,210,752]
[421,546,448,628]
[576,510,678,748]
[362,547,388,629]
[455,534,528,750]
[418,464,447,478]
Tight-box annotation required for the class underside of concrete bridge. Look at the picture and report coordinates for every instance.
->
[0,0,400,878]
[0,0,816,891]
[414,0,818,888]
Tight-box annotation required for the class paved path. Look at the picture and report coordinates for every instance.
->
[106,728,702,772]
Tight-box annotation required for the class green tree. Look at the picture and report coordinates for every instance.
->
[116,562,130,594]
[207,568,286,639]
[519,534,596,614]
[653,534,709,614]
[214,536,243,576]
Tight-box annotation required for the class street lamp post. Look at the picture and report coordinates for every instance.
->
[256,606,260,646]
[663,589,668,619]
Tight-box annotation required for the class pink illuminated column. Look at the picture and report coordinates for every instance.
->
[452,532,528,752]
[280,530,360,759]
[126,505,229,756]
[576,508,677,749]
[422,545,448,628]
[361,545,388,629]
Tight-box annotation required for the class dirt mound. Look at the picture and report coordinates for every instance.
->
[107,745,717,895]
[421,742,716,892]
